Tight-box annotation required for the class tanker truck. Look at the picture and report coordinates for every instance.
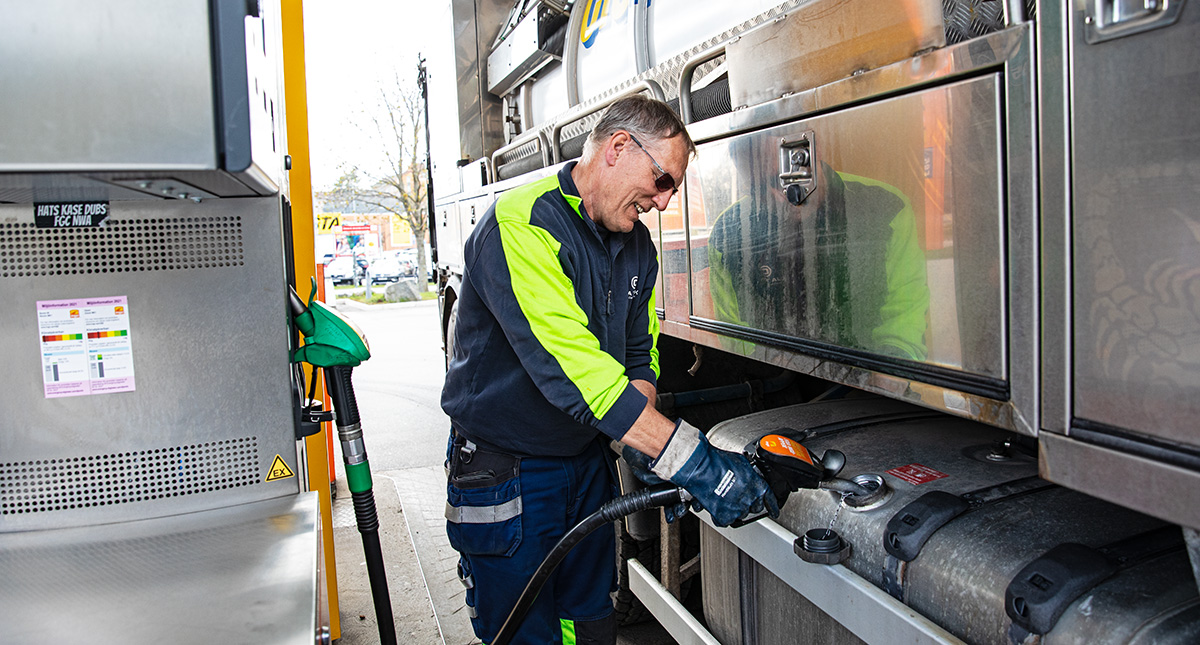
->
[426,1,1200,642]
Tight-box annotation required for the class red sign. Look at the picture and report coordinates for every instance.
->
[886,463,949,486]
[341,224,371,234]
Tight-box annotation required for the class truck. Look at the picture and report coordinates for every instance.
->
[427,1,1200,643]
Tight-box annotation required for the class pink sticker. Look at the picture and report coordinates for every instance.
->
[887,463,949,485]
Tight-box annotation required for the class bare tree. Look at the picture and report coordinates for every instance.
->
[353,78,430,284]
[318,167,365,213]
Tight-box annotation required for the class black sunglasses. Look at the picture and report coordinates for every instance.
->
[627,133,678,195]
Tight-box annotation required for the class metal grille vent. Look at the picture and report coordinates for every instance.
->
[0,216,244,279]
[0,437,259,515]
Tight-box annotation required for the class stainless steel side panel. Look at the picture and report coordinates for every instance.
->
[726,0,946,110]
[0,1,218,171]
[452,0,507,162]
[687,75,1006,380]
[0,198,298,531]
[0,491,321,644]
[1067,0,1200,447]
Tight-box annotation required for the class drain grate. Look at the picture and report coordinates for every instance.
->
[0,217,244,278]
[0,437,259,515]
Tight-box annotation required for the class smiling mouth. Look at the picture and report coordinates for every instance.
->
[635,204,646,214]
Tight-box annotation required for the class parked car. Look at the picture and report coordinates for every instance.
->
[326,255,368,286]
[398,249,434,282]
[370,256,408,284]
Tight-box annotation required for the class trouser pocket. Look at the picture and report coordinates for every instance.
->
[445,443,522,557]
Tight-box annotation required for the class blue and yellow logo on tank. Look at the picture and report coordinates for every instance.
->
[580,0,632,48]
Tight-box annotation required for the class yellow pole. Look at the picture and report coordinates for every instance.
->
[280,1,340,639]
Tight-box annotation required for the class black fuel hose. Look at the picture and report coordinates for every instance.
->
[492,484,688,645]
[324,365,396,645]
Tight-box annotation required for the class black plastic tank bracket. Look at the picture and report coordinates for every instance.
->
[883,490,970,562]
[1004,543,1117,635]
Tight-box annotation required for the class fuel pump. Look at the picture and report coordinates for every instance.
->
[289,282,396,645]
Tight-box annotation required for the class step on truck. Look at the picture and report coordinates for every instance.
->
[426,1,1200,643]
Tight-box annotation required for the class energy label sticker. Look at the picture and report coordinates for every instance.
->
[38,296,135,398]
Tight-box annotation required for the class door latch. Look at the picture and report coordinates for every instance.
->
[779,132,816,206]
[1085,0,1186,43]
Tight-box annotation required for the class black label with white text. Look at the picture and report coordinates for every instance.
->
[34,202,110,228]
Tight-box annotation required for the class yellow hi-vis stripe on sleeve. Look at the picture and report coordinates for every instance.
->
[494,213,629,420]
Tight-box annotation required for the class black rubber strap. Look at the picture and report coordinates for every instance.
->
[1005,524,1184,636]
[882,475,1055,600]
[885,476,1054,562]
[802,410,945,440]
[884,491,970,562]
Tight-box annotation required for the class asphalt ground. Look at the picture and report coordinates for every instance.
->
[326,297,678,645]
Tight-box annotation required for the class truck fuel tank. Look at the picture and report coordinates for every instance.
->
[703,397,1200,645]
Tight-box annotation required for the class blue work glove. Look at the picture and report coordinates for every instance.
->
[621,444,689,523]
[650,420,779,527]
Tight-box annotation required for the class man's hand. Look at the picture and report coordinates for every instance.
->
[620,443,689,523]
[649,420,778,527]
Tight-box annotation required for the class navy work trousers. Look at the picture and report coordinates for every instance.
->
[446,435,618,645]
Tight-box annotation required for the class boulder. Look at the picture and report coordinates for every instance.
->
[384,279,421,303]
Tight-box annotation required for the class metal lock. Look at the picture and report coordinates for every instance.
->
[779,131,816,206]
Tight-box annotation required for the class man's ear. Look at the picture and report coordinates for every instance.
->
[604,131,628,167]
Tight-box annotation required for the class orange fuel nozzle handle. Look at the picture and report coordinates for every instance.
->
[749,433,846,505]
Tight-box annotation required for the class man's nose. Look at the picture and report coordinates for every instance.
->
[652,190,672,211]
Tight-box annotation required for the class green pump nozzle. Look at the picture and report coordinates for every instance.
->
[290,278,371,367]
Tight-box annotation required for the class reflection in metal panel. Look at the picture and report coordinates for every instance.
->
[1069,4,1200,449]
[687,75,1005,381]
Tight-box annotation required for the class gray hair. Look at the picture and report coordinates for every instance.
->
[582,95,696,160]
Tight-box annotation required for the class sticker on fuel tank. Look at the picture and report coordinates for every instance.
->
[886,463,948,485]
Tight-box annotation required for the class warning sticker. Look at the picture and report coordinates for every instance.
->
[37,296,135,398]
[266,455,295,482]
[887,463,949,486]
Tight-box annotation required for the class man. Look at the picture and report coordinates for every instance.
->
[441,95,776,644]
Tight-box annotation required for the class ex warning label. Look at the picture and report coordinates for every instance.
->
[886,463,949,485]
[266,455,295,482]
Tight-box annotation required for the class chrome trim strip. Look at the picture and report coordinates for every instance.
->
[661,319,1023,433]
[687,24,1030,144]
[1041,433,1200,529]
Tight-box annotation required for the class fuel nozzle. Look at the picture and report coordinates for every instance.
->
[744,433,846,510]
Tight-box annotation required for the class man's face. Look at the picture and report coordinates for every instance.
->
[591,132,690,233]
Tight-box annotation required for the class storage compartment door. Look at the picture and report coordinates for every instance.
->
[687,74,1006,388]
[1069,5,1200,450]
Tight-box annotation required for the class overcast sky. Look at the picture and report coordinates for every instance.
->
[303,0,449,191]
